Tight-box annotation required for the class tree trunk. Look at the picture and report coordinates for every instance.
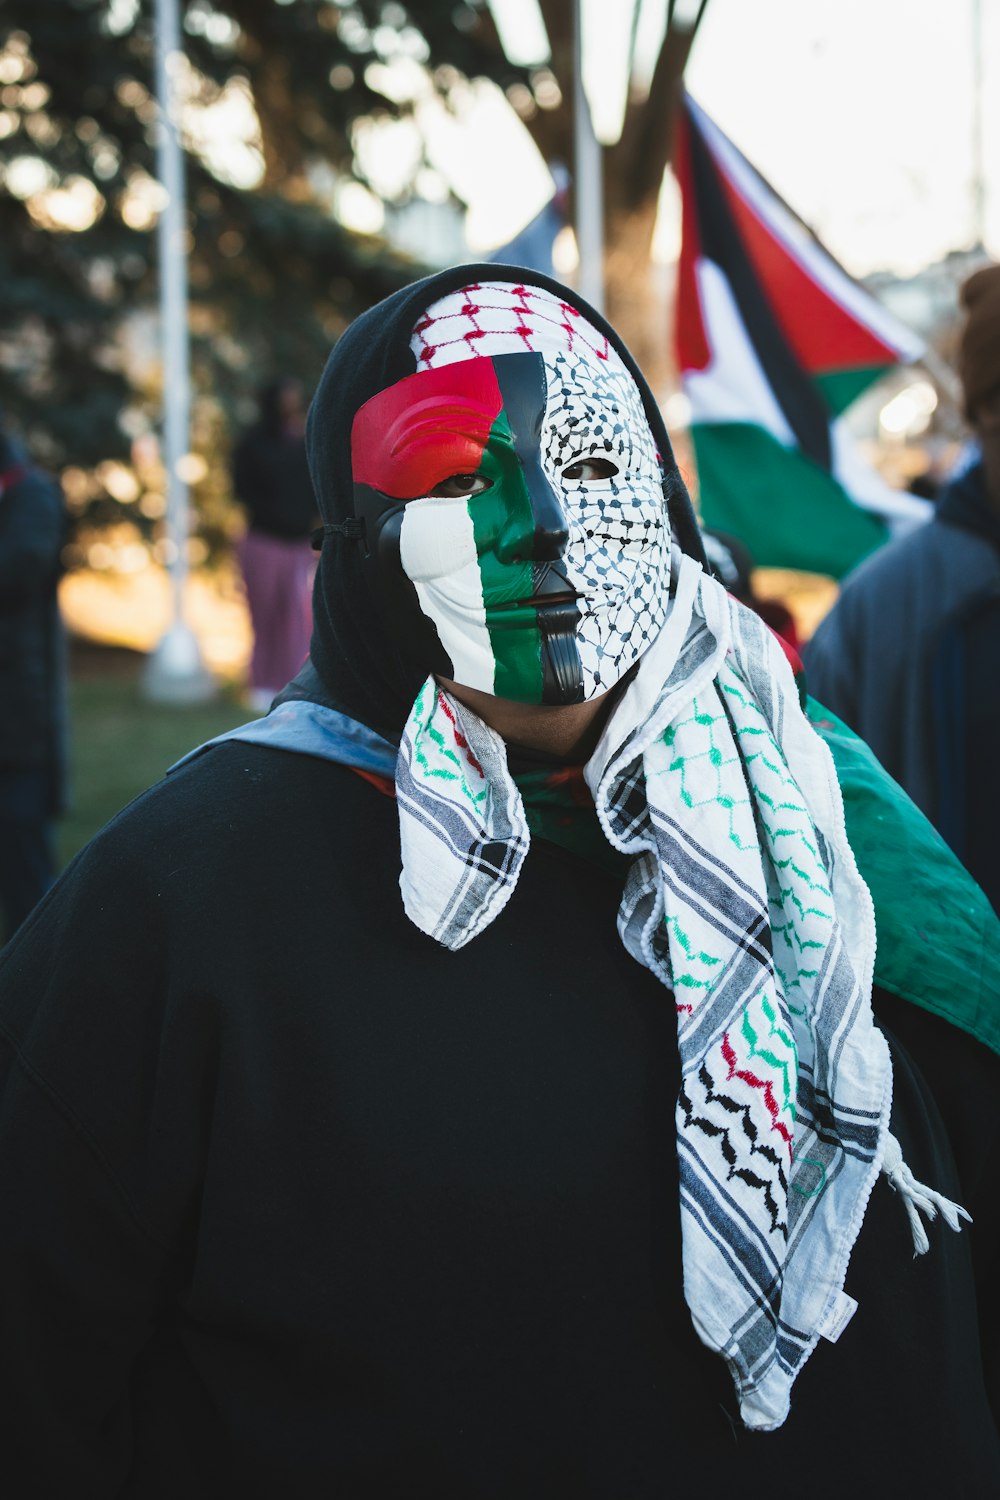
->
[246,49,307,193]
[521,3,706,387]
[603,198,668,389]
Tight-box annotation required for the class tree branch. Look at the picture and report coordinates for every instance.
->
[611,7,704,212]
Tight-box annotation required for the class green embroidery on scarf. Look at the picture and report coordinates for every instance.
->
[411,683,487,810]
[768,868,831,908]
[660,703,757,852]
[741,995,797,1124]
[790,1157,827,1198]
[664,914,723,986]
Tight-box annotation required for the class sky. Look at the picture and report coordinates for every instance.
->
[480,0,1000,280]
[685,0,998,277]
[21,0,988,281]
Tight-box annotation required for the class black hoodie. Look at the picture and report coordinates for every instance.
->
[0,268,998,1497]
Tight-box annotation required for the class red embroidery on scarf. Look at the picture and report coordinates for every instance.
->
[721,1032,794,1151]
[436,691,485,778]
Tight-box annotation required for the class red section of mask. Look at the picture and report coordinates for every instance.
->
[351,359,504,499]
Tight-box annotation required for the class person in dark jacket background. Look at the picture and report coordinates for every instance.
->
[806,264,1000,910]
[232,377,319,711]
[0,421,66,941]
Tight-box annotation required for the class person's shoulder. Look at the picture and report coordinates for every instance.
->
[830,516,965,610]
[854,517,940,573]
[68,740,385,893]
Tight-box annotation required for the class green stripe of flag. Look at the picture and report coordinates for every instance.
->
[692,422,889,578]
[469,410,545,703]
[815,365,893,417]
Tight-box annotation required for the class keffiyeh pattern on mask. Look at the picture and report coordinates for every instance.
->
[410,280,614,370]
[539,345,670,693]
[396,554,895,1429]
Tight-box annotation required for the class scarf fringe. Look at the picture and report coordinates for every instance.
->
[881,1130,971,1256]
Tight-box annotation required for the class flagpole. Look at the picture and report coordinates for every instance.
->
[971,0,985,249]
[143,0,214,703]
[573,0,604,313]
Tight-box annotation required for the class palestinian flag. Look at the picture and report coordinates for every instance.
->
[674,93,930,578]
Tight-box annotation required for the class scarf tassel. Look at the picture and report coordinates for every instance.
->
[881,1131,972,1256]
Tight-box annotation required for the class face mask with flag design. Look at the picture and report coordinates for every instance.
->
[349,282,672,706]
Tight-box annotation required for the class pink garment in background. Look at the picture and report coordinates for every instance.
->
[238,530,316,698]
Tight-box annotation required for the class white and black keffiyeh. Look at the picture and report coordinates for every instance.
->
[396,680,530,948]
[396,552,966,1429]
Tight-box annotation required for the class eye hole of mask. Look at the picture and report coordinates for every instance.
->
[561,455,619,483]
[428,472,493,499]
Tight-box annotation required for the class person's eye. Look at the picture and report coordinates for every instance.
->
[429,472,492,498]
[561,455,619,483]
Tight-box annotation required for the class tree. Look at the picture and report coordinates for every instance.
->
[0,1,532,456]
[0,0,533,562]
[470,0,710,390]
[0,0,705,565]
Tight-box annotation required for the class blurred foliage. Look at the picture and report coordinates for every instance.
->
[0,0,534,565]
[55,662,250,874]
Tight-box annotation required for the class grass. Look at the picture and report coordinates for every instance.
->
[57,665,253,870]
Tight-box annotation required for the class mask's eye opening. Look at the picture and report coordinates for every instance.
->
[561,455,619,483]
[427,472,493,499]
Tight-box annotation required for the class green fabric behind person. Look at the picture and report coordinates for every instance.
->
[808,697,1000,1057]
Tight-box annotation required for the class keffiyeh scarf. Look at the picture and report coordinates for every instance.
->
[395,553,965,1429]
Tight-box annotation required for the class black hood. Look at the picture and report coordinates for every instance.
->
[302,262,706,738]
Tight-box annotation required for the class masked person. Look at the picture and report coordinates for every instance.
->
[1,270,998,1497]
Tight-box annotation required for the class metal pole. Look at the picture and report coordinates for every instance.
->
[971,0,985,248]
[573,0,604,313]
[144,0,213,701]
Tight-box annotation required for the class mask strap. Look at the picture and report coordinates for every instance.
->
[311,518,367,551]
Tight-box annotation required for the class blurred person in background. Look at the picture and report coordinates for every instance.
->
[233,377,319,712]
[0,418,66,943]
[0,269,998,1495]
[806,265,1000,911]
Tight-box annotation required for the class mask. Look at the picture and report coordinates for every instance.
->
[349,282,672,705]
